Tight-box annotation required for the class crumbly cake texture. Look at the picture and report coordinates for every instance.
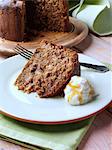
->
[15,40,80,98]
[25,0,69,32]
[0,0,69,41]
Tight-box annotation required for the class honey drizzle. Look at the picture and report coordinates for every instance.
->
[68,82,83,104]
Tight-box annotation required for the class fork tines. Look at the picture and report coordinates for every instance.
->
[14,44,33,60]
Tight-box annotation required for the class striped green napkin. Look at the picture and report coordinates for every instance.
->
[0,114,94,150]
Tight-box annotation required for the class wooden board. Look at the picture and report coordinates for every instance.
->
[0,17,88,56]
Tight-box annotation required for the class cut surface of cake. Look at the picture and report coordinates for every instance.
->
[0,0,69,41]
[15,40,80,98]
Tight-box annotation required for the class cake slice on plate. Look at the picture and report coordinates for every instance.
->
[15,40,80,98]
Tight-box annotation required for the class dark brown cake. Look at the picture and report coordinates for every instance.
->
[0,0,25,41]
[0,0,69,41]
[25,0,69,32]
[15,40,80,98]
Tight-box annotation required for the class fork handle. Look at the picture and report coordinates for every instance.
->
[80,62,109,73]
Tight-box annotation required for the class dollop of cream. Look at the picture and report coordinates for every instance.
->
[64,76,95,105]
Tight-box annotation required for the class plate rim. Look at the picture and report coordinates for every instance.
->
[0,54,111,125]
[0,101,111,125]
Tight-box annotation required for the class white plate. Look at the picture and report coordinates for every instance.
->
[0,54,112,124]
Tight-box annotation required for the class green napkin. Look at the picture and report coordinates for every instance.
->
[72,0,112,35]
[0,114,94,150]
[68,0,80,9]
[68,0,80,14]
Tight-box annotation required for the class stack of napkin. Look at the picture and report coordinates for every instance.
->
[0,114,94,150]
[72,0,112,35]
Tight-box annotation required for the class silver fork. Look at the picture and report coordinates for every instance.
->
[14,44,109,73]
